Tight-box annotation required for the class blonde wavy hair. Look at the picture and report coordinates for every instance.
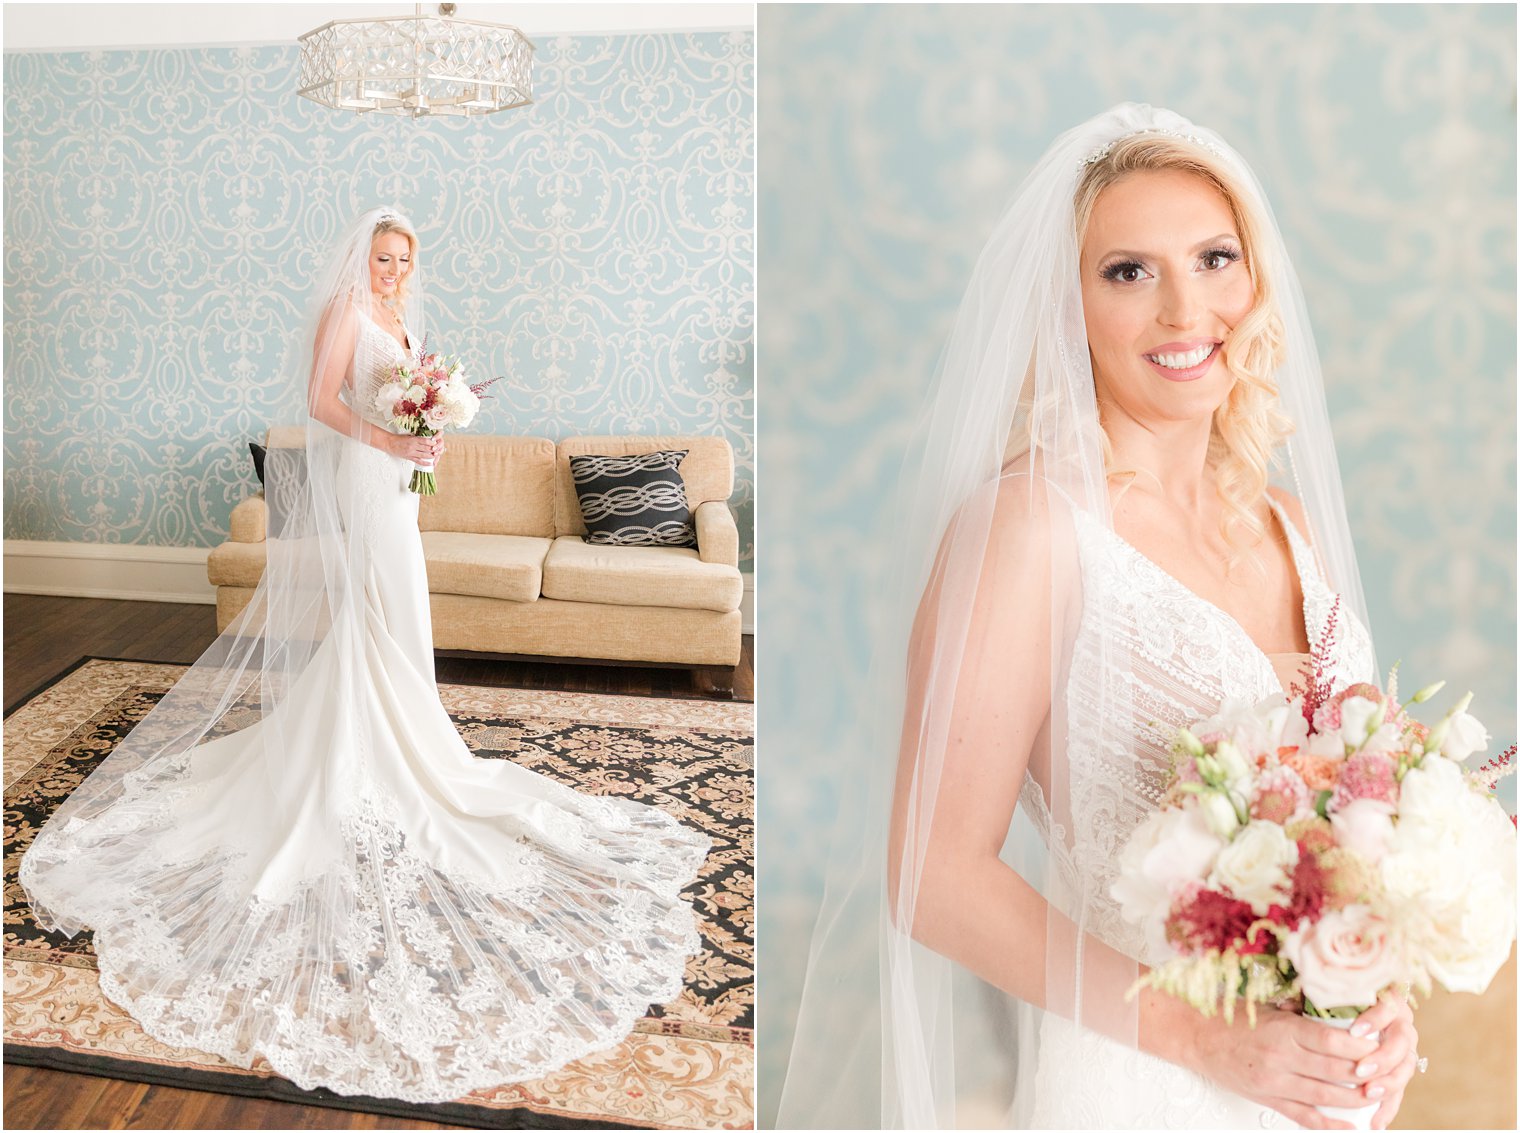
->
[370,214,419,315]
[1074,134,1294,571]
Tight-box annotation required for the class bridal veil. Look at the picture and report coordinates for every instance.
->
[776,104,1375,1127]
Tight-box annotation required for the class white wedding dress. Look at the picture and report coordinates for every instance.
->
[1022,493,1376,1128]
[19,311,712,1103]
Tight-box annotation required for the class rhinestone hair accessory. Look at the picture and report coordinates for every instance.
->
[1081,126,1228,167]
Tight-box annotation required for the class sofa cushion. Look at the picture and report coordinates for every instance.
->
[569,450,698,548]
[541,535,742,613]
[555,435,734,537]
[420,531,549,604]
[262,427,557,539]
[417,435,556,537]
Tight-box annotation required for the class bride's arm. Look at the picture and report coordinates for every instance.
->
[886,476,1383,1130]
[306,301,400,454]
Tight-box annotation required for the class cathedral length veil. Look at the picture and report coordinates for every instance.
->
[20,206,710,1102]
[776,105,1376,1127]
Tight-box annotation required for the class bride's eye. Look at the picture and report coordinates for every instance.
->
[1099,260,1148,284]
[1200,247,1241,271]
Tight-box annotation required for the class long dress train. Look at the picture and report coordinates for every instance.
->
[19,312,712,1103]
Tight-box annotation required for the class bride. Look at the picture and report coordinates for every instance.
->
[19,206,712,1104]
[778,106,1421,1128]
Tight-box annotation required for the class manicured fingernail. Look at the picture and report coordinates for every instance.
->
[1356,1062,1377,1079]
[1367,1085,1386,1099]
[1350,1022,1371,1037]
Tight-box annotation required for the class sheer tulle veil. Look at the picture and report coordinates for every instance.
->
[22,204,429,922]
[776,104,1374,1127]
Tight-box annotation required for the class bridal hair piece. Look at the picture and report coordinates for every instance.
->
[777,104,1374,1126]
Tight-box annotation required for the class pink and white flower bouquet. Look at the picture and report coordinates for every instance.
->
[373,336,503,495]
[1113,605,1516,1031]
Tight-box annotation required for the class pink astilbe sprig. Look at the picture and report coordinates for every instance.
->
[1471,742,1518,794]
[1289,593,1342,730]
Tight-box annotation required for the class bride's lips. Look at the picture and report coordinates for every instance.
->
[1142,338,1221,382]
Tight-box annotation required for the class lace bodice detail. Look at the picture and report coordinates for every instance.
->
[345,312,411,431]
[1026,495,1376,962]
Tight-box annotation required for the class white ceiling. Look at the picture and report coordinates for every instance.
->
[1,2,753,50]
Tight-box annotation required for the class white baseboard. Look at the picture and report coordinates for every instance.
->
[6,540,759,637]
[4,540,216,604]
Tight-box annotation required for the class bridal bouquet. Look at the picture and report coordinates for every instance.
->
[373,336,503,494]
[1112,625,1516,1031]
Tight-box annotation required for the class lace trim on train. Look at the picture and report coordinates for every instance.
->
[22,769,710,1103]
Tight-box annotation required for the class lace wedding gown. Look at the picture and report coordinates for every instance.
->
[1021,493,1376,1128]
[19,310,712,1103]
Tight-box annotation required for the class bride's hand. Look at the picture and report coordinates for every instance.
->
[1188,1004,1381,1130]
[1351,992,1419,1130]
[386,434,441,465]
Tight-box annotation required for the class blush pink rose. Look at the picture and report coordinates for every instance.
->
[1283,904,1404,1010]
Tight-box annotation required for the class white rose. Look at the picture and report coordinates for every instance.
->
[422,404,452,431]
[1209,820,1298,915]
[1337,696,1383,748]
[1283,905,1404,1010]
[1199,790,1243,839]
[1329,798,1396,865]
[1441,710,1490,763]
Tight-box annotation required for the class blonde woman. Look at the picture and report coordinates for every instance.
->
[781,106,1423,1128]
[21,207,711,1103]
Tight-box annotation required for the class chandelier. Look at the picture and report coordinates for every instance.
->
[297,3,534,118]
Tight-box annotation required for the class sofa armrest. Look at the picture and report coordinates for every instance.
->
[694,500,738,567]
[229,494,267,543]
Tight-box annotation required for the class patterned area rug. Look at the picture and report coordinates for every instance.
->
[4,657,753,1130]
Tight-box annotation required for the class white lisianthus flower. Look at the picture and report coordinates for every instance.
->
[1113,808,1225,953]
[1208,819,1298,915]
[1307,729,1348,759]
[1359,721,1403,756]
[1440,709,1490,763]
[1214,740,1254,793]
[1329,798,1396,865]
[374,383,405,415]
[1337,696,1384,749]
[1261,697,1310,758]
[1199,790,1242,839]
[1283,905,1403,1010]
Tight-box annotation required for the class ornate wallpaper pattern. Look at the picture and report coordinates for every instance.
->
[756,4,1516,1120]
[3,30,755,569]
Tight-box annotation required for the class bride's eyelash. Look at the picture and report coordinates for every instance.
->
[1099,259,1145,283]
[1201,245,1241,268]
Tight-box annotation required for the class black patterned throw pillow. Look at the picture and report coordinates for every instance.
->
[569,450,698,548]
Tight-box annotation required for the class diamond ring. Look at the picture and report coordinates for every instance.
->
[1416,1056,1429,1074]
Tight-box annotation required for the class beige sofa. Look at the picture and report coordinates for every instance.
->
[207,428,744,686]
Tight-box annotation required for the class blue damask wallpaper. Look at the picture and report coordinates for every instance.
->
[757,3,1515,1122]
[3,30,755,568]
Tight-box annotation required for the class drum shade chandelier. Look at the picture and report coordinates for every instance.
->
[297,3,534,118]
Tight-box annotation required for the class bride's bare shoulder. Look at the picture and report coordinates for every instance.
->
[1265,484,1312,541]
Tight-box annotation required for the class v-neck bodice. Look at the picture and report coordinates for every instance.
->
[346,311,415,432]
[1027,490,1376,966]
[1095,494,1315,689]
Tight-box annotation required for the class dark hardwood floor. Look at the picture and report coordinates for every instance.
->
[3,592,753,1130]
[4,593,754,715]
